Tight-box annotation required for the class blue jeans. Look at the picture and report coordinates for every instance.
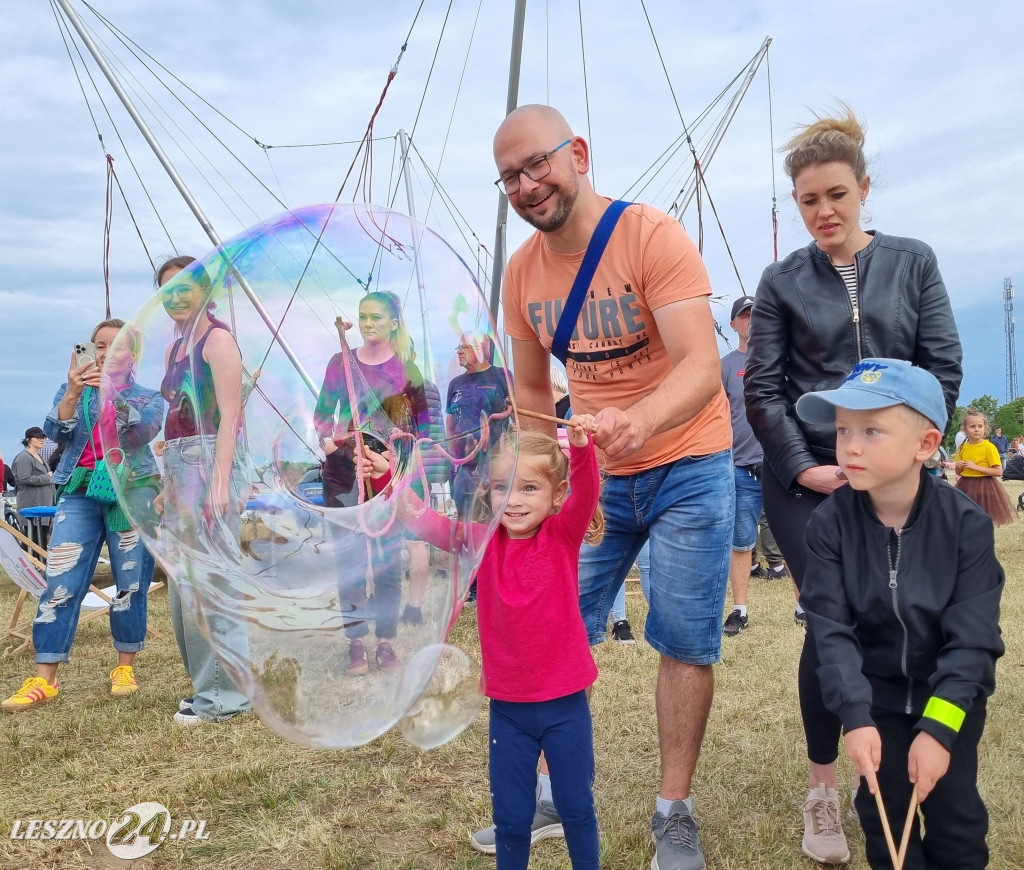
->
[163,436,251,721]
[33,488,156,663]
[608,540,651,623]
[579,450,733,664]
[489,691,599,870]
[732,465,763,552]
[332,532,403,641]
[635,540,651,600]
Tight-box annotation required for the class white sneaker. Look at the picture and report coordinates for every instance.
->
[173,705,206,726]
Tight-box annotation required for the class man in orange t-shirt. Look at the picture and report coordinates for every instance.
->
[487,104,732,870]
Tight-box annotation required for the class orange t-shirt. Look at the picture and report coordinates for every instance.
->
[502,201,731,475]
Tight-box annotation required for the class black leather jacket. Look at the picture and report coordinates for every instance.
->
[744,232,962,489]
[802,471,1004,751]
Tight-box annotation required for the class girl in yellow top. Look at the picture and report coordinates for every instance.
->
[955,408,1014,524]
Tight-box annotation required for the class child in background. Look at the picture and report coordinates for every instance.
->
[954,407,1014,524]
[796,359,1004,870]
[368,419,602,869]
[549,360,634,643]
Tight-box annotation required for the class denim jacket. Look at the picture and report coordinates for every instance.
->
[44,380,166,486]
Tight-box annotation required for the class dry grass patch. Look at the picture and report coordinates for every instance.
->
[1,484,1022,868]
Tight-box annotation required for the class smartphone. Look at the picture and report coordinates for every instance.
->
[74,341,97,369]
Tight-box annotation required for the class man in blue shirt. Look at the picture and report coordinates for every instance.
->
[991,426,1009,463]
[721,296,764,636]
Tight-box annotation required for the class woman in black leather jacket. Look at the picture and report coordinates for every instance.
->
[743,106,963,864]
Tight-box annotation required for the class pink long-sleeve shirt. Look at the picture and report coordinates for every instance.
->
[413,439,600,702]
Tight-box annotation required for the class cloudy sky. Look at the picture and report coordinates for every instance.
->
[2,0,1022,461]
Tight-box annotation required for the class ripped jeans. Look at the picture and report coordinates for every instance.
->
[33,488,156,664]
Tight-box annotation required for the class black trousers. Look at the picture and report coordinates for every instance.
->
[855,708,988,870]
[761,463,843,765]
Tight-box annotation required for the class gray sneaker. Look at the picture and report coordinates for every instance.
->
[651,801,705,870]
[469,799,564,854]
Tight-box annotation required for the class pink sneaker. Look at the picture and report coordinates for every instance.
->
[346,639,369,676]
[375,641,401,672]
[801,783,850,864]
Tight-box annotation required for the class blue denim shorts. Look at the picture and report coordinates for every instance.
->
[732,465,763,552]
[578,449,733,664]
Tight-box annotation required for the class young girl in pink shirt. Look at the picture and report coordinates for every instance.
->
[371,420,602,869]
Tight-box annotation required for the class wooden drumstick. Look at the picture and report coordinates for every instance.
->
[874,789,902,869]
[896,785,919,869]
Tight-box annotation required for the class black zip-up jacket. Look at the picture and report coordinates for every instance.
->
[744,232,963,489]
[802,471,1004,751]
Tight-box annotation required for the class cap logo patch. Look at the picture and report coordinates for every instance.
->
[843,360,889,385]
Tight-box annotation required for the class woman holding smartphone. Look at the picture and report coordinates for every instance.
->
[2,319,163,713]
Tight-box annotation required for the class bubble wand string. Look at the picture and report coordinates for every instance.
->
[335,317,367,505]
[354,404,510,539]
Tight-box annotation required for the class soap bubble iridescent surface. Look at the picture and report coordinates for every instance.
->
[105,204,512,748]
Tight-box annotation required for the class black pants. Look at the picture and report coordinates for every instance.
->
[855,708,988,870]
[761,463,843,765]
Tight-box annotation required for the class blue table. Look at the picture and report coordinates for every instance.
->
[246,493,324,512]
[17,506,56,551]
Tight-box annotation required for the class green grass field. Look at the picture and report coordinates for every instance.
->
[1,483,1022,869]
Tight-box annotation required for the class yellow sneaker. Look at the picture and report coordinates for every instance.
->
[2,676,59,712]
[109,665,139,698]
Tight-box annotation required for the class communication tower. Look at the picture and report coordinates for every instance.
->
[1005,277,1018,402]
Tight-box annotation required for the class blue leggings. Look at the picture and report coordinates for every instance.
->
[489,691,600,870]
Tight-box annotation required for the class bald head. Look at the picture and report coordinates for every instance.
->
[493,104,596,238]
[494,105,574,154]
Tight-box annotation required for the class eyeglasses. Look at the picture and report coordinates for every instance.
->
[160,285,198,302]
[456,344,474,351]
[494,139,572,195]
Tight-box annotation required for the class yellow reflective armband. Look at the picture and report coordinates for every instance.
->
[922,696,966,732]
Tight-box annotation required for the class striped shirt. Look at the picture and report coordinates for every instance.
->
[835,263,858,314]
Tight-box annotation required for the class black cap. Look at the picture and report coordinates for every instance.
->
[23,426,45,445]
[731,295,755,320]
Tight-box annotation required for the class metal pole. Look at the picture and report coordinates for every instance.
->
[488,0,528,321]
[397,129,434,380]
[671,36,772,221]
[54,0,319,398]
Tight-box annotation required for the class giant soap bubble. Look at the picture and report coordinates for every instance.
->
[104,203,514,748]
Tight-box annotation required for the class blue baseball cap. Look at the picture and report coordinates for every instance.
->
[796,358,947,431]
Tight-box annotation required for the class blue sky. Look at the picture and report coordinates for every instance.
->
[2,0,1022,461]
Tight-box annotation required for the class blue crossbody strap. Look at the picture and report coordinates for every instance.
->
[550,199,631,365]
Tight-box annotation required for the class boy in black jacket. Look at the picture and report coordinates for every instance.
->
[796,358,1004,870]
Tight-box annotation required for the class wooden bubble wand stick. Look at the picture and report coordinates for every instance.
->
[515,407,574,428]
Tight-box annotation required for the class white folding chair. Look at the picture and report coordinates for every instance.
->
[0,522,162,657]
